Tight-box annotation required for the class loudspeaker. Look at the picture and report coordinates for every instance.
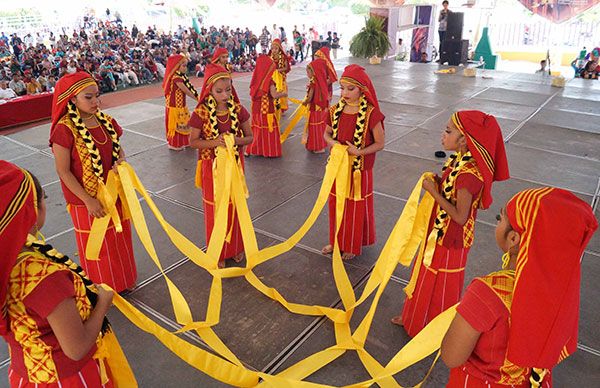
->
[445,12,464,42]
[440,39,468,66]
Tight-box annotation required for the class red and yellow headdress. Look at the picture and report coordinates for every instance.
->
[210,47,229,64]
[451,111,509,209]
[250,54,276,99]
[315,46,337,82]
[0,161,38,335]
[163,54,186,96]
[506,188,597,368]
[340,64,384,124]
[50,71,97,137]
[198,63,232,103]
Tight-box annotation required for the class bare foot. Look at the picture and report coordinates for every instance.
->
[313,149,325,154]
[390,316,403,326]
[233,253,244,263]
[321,244,333,255]
[218,260,226,269]
[341,252,355,261]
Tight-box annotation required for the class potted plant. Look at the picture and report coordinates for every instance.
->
[349,15,391,64]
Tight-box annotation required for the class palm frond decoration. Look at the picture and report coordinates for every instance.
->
[349,16,391,59]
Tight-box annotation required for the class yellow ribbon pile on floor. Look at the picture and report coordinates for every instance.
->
[87,136,457,387]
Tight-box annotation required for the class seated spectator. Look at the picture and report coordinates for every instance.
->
[0,79,17,99]
[9,73,26,96]
[45,74,57,92]
[420,52,430,63]
[24,73,42,94]
[581,59,599,79]
[535,59,547,74]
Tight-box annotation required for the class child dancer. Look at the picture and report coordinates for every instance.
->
[188,64,254,268]
[269,39,290,112]
[442,188,597,387]
[393,111,509,337]
[50,72,137,293]
[302,58,329,153]
[246,54,287,158]
[322,64,385,261]
[163,54,199,150]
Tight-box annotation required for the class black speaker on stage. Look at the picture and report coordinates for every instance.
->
[445,12,464,42]
[440,39,468,66]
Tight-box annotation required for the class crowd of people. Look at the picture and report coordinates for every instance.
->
[0,17,343,102]
[0,8,597,388]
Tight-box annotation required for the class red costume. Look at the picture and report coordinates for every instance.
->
[269,39,290,112]
[210,47,240,103]
[325,65,385,256]
[49,72,136,293]
[402,111,509,337]
[0,161,135,387]
[188,64,251,262]
[315,47,337,101]
[448,188,597,387]
[163,54,197,149]
[304,59,329,152]
[246,55,282,157]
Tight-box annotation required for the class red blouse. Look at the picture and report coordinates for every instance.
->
[251,80,276,114]
[50,117,123,205]
[432,164,483,249]
[188,105,250,160]
[166,74,187,108]
[5,269,97,380]
[325,107,384,171]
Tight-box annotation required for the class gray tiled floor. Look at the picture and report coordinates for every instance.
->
[1,58,599,387]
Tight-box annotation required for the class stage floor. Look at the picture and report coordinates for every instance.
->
[2,58,599,387]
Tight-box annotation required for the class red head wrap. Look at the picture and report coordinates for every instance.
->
[198,63,232,103]
[451,110,509,209]
[340,64,384,125]
[506,188,597,368]
[50,71,97,141]
[250,55,276,99]
[315,46,337,82]
[307,58,329,109]
[163,54,186,96]
[210,47,229,64]
[0,161,38,335]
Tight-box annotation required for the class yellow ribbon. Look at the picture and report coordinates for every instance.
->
[280,99,309,144]
[86,172,123,260]
[89,141,457,386]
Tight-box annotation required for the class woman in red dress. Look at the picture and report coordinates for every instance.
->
[246,54,287,158]
[442,188,597,387]
[322,64,385,261]
[314,46,337,101]
[0,161,135,387]
[188,64,254,268]
[50,72,137,293]
[302,58,329,153]
[393,111,509,337]
[269,39,290,113]
[210,47,240,103]
[163,54,199,150]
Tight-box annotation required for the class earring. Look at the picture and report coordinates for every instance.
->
[501,251,511,270]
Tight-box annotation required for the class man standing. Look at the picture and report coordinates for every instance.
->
[438,1,451,58]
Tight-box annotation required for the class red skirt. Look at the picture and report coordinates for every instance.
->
[328,168,375,256]
[247,112,282,157]
[200,159,244,261]
[447,366,552,388]
[401,244,469,338]
[9,358,113,388]
[164,107,190,149]
[305,109,327,152]
[68,204,137,293]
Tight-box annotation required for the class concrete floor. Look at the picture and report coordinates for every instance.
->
[1,58,599,387]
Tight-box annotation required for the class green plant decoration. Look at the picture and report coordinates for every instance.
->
[349,15,391,59]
